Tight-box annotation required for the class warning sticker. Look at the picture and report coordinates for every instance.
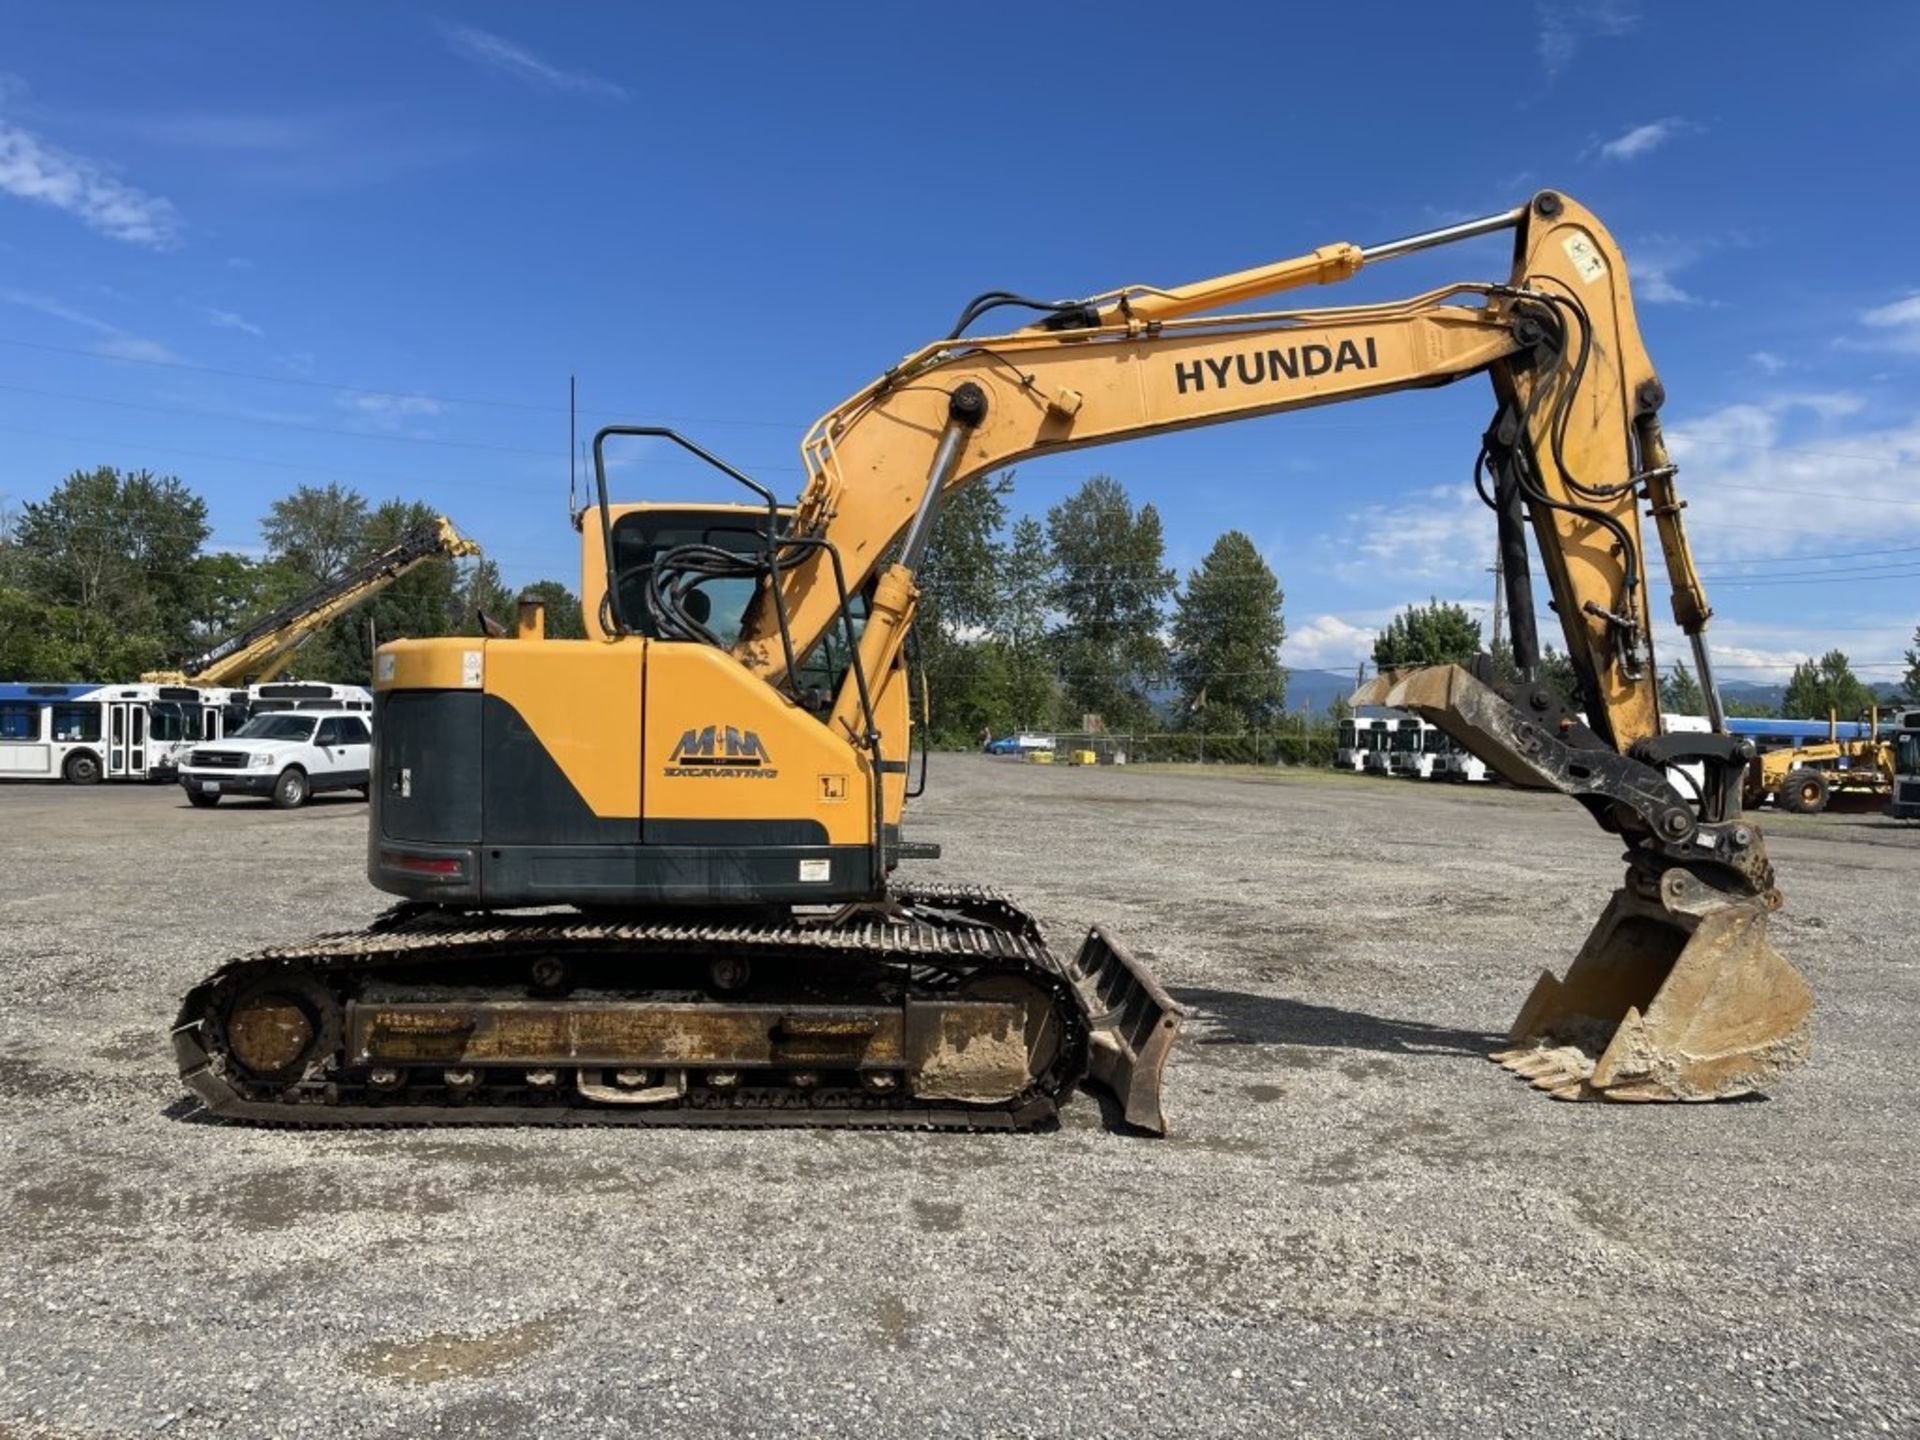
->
[1561,233,1608,285]
[376,653,396,683]
[798,858,831,883]
[462,650,483,688]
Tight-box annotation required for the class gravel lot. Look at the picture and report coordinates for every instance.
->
[2,756,1916,1438]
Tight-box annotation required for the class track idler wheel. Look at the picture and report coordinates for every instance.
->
[1493,869,1812,1101]
[218,968,341,1085]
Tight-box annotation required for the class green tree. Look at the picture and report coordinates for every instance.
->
[1723,696,1778,720]
[1537,646,1581,706]
[262,482,368,585]
[916,474,1012,741]
[1781,650,1875,721]
[1047,476,1174,731]
[180,551,285,653]
[451,556,516,634]
[297,500,461,683]
[1371,599,1481,670]
[12,466,209,657]
[996,515,1059,730]
[521,579,586,640]
[0,586,164,680]
[1660,660,1705,715]
[1903,624,1920,703]
[1170,530,1286,732]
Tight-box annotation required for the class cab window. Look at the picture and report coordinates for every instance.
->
[608,512,774,641]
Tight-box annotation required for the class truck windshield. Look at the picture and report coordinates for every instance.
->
[234,715,316,743]
[1898,732,1920,778]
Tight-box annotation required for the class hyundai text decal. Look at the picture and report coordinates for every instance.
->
[666,725,777,779]
[1173,336,1379,395]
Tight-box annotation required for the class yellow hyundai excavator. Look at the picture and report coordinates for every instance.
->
[174,191,1812,1132]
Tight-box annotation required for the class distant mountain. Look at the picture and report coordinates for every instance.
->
[1286,668,1363,716]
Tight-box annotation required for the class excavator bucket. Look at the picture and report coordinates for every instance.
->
[1493,873,1812,1101]
[1064,926,1184,1134]
[1354,663,1814,1103]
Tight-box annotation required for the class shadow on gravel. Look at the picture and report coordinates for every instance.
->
[1171,986,1502,1058]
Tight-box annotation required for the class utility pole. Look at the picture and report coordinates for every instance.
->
[1489,545,1505,655]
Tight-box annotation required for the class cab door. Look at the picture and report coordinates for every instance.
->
[312,718,352,784]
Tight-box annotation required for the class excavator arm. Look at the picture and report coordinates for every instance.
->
[145,516,480,687]
[684,190,1810,1102]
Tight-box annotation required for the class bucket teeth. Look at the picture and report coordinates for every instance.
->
[1493,883,1812,1104]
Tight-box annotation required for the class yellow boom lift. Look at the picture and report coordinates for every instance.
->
[175,191,1811,1131]
[143,516,479,688]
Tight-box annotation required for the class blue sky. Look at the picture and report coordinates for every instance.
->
[1,2,1917,684]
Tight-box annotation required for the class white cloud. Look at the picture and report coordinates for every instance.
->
[1330,484,1492,589]
[0,118,181,247]
[0,289,182,363]
[339,390,443,429]
[1627,234,1713,306]
[1662,395,1920,566]
[1281,615,1378,670]
[439,24,628,101]
[206,308,264,338]
[92,334,183,364]
[1859,292,1920,354]
[1749,350,1786,375]
[1537,1,1638,75]
[1597,117,1687,162]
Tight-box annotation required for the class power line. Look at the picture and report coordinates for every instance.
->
[0,336,806,429]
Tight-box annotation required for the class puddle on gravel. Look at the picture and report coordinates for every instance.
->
[349,1316,563,1384]
[1242,1083,1286,1102]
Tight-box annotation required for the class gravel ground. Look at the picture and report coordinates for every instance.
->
[1,756,1916,1438]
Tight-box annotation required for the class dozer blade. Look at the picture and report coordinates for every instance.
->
[1494,871,1812,1102]
[1064,926,1184,1134]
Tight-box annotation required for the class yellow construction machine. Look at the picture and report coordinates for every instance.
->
[143,516,480,689]
[175,190,1811,1132]
[1744,709,1895,815]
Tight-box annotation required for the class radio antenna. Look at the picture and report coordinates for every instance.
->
[568,374,578,523]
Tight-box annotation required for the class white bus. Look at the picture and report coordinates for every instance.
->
[1389,719,1446,779]
[1334,716,1389,772]
[1369,716,1424,776]
[0,682,249,784]
[244,682,373,715]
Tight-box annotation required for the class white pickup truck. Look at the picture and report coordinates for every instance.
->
[178,709,372,809]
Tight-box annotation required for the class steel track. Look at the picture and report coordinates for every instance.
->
[173,884,1090,1132]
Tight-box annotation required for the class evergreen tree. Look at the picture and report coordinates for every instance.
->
[451,556,516,634]
[520,579,587,639]
[1170,530,1286,732]
[1660,660,1705,715]
[1781,650,1875,721]
[997,515,1059,730]
[1047,476,1174,731]
[1903,624,1920,704]
[916,474,1012,740]
[1371,599,1481,670]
